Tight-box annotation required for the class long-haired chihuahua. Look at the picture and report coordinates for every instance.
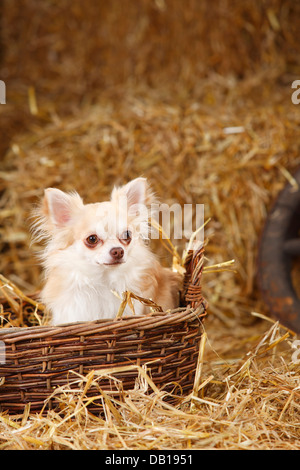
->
[32,178,182,325]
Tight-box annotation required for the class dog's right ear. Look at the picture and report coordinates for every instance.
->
[43,188,84,228]
[111,177,156,209]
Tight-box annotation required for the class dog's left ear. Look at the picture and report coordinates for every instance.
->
[111,177,155,208]
[121,177,147,207]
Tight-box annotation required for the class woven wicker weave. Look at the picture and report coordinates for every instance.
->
[0,248,207,414]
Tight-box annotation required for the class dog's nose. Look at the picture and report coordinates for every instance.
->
[110,247,124,260]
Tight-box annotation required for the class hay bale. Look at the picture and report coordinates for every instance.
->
[2,0,300,104]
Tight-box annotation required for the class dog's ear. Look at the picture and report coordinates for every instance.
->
[111,177,156,208]
[42,188,84,228]
[121,177,148,207]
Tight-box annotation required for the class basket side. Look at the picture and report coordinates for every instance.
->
[0,247,208,414]
[0,307,207,413]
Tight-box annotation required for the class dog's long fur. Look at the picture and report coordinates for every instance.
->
[32,178,182,325]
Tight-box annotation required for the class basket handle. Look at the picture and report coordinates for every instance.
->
[181,246,205,309]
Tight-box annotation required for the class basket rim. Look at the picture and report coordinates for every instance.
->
[0,302,207,342]
[0,246,207,341]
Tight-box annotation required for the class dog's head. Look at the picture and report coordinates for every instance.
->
[35,178,155,269]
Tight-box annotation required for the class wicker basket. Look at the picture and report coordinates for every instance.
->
[0,248,207,414]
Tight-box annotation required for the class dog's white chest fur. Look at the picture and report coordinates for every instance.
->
[42,264,145,325]
[49,283,123,324]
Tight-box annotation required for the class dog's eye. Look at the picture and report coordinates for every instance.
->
[85,234,101,247]
[120,230,132,244]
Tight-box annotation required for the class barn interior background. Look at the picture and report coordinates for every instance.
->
[1,0,300,450]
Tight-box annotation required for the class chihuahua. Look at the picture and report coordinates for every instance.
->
[32,178,182,325]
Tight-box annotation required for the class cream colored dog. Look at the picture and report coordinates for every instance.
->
[32,178,181,325]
